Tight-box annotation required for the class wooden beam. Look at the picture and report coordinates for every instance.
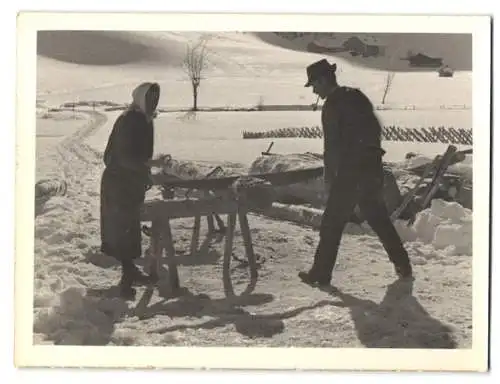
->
[140,197,239,221]
[222,212,237,298]
[150,167,324,190]
[163,220,180,291]
[147,219,162,281]
[190,215,201,256]
[238,205,258,282]
[206,215,215,233]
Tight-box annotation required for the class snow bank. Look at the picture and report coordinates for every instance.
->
[395,199,472,255]
[34,286,129,345]
[34,194,130,345]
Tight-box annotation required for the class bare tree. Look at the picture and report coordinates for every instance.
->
[381,72,395,105]
[183,37,210,111]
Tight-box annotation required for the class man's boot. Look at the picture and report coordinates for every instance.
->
[298,250,332,286]
[119,260,153,299]
[298,271,331,287]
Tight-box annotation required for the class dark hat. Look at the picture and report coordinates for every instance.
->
[304,59,337,87]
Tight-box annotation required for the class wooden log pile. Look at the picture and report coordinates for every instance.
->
[395,151,473,209]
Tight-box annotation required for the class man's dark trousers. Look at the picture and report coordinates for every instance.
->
[310,156,412,282]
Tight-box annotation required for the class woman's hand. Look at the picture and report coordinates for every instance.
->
[144,168,154,191]
[146,153,172,167]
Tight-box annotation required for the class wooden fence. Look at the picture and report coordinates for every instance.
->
[242,125,472,145]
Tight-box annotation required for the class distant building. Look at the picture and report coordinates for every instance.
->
[275,32,338,41]
[342,36,385,58]
[276,33,386,58]
[305,35,385,57]
[306,41,348,54]
[404,52,444,68]
[438,65,454,77]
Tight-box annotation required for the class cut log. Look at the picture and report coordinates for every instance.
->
[35,178,68,200]
[248,153,406,217]
[150,155,245,181]
[151,166,324,191]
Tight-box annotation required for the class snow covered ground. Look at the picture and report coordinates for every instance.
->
[33,31,474,349]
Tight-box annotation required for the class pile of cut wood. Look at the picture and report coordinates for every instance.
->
[248,145,472,222]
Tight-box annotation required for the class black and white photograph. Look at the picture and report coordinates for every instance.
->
[15,12,491,371]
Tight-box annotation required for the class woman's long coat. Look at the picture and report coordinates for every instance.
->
[100,82,159,261]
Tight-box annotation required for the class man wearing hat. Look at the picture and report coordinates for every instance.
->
[298,59,413,287]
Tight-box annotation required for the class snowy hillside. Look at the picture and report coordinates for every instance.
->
[37,31,472,110]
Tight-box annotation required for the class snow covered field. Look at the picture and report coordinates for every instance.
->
[85,109,472,165]
[32,30,475,349]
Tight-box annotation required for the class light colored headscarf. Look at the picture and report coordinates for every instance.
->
[130,82,160,122]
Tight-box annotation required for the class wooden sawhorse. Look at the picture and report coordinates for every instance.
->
[140,194,259,298]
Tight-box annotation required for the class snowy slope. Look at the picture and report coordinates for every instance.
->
[37,31,472,110]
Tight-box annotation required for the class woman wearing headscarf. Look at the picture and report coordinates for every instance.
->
[100,82,160,298]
